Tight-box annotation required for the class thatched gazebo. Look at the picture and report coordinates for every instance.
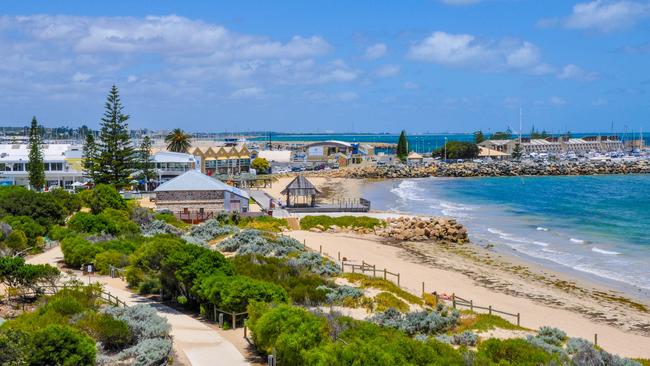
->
[280,175,320,207]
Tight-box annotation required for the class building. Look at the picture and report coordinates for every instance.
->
[0,143,85,189]
[479,136,623,156]
[304,140,374,166]
[152,151,198,182]
[153,170,250,219]
[189,145,251,176]
[406,152,424,165]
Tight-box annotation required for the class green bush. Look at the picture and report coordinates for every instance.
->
[45,296,85,316]
[5,229,28,253]
[153,212,188,229]
[196,274,288,312]
[238,215,288,232]
[432,141,480,160]
[49,225,76,241]
[0,186,66,227]
[68,209,139,236]
[94,249,129,274]
[78,312,134,351]
[2,215,46,246]
[476,338,557,366]
[47,188,82,216]
[125,266,145,288]
[0,328,32,365]
[30,324,96,366]
[82,184,127,214]
[138,275,161,295]
[299,215,384,231]
[60,236,101,268]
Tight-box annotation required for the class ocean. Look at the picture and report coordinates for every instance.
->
[249,133,650,153]
[360,175,650,297]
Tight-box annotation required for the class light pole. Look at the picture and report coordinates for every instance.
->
[444,137,448,162]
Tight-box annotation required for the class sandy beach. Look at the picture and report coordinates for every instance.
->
[285,229,650,358]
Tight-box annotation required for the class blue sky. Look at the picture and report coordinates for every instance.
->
[1,0,649,133]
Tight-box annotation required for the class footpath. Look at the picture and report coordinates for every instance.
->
[27,246,250,366]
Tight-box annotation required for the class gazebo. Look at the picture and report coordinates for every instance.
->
[280,175,320,207]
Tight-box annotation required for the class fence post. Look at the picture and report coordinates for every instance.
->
[383,268,387,280]
[488,305,492,315]
[397,273,400,287]
[422,282,425,297]
[470,300,474,312]
[338,251,341,261]
[232,313,237,329]
[517,313,520,327]
[219,313,224,328]
[244,326,247,338]
[373,265,376,278]
[268,355,276,366]
[214,305,217,323]
[452,293,456,309]
[594,333,598,346]
[319,245,322,254]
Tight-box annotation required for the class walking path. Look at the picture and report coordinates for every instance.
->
[28,246,250,366]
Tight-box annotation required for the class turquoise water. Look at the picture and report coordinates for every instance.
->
[362,175,650,295]
[249,133,650,153]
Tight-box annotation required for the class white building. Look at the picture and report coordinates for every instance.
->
[0,143,85,189]
[479,136,623,156]
[152,151,199,182]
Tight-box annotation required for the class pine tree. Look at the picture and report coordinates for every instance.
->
[27,116,45,191]
[95,85,135,188]
[396,130,408,162]
[511,142,523,160]
[138,136,155,190]
[83,133,98,181]
[474,130,485,144]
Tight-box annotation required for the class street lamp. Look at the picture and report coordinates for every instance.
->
[444,137,448,162]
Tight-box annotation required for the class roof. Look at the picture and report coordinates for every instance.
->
[280,175,321,196]
[305,140,353,149]
[478,146,509,157]
[0,143,79,162]
[154,170,250,199]
[407,152,423,159]
[153,151,196,163]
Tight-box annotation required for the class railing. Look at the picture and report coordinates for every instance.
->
[451,294,521,326]
[109,265,126,279]
[206,304,248,330]
[19,284,128,308]
[340,260,401,286]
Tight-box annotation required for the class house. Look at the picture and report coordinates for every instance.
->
[304,140,373,166]
[0,143,85,189]
[189,145,251,176]
[152,151,198,182]
[153,170,250,220]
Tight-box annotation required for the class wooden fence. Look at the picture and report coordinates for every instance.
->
[451,294,521,326]
[206,304,248,330]
[340,260,401,286]
[109,265,126,279]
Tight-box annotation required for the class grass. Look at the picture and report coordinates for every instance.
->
[342,273,423,306]
[300,215,385,231]
[374,292,410,312]
[238,216,288,232]
[453,311,527,333]
[634,359,650,366]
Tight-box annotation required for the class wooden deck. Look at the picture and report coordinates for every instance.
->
[284,198,370,213]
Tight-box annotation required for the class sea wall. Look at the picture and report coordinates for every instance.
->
[315,160,650,179]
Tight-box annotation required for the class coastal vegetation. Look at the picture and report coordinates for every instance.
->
[27,116,45,191]
[251,157,271,173]
[299,215,384,231]
[432,140,479,160]
[396,130,408,161]
[164,128,192,153]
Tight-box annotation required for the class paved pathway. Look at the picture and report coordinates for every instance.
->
[28,246,250,366]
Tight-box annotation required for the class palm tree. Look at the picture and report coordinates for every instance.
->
[165,128,192,153]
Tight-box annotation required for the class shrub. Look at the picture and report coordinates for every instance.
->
[47,188,82,216]
[319,285,364,304]
[102,304,170,341]
[370,307,460,335]
[77,312,134,351]
[196,274,288,312]
[2,215,46,246]
[153,212,188,229]
[217,229,303,257]
[0,328,32,365]
[185,219,237,244]
[49,225,75,241]
[83,184,127,214]
[142,220,184,237]
[566,337,642,366]
[29,324,96,366]
[60,236,101,268]
[0,186,66,227]
[46,296,84,316]
[452,331,478,347]
[238,215,288,232]
[343,273,424,306]
[299,215,384,231]
[476,338,557,366]
[5,230,28,253]
[130,206,154,227]
[114,337,172,366]
[94,250,129,274]
[288,252,341,276]
[137,275,161,295]
[536,326,567,346]
[126,266,145,288]
[374,292,410,313]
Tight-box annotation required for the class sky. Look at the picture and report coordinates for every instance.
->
[1,0,649,134]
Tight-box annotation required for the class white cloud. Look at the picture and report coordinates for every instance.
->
[407,31,551,74]
[557,64,598,81]
[230,87,265,99]
[335,91,359,102]
[539,1,650,32]
[364,43,387,59]
[127,75,138,83]
[439,0,481,5]
[549,96,567,106]
[71,72,91,82]
[375,64,400,78]
[593,97,608,106]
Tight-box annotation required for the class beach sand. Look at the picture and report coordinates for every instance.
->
[287,230,650,358]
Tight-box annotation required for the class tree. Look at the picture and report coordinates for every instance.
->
[82,133,98,182]
[251,157,270,173]
[81,184,127,214]
[491,131,512,140]
[138,136,155,189]
[95,85,135,188]
[165,128,192,153]
[474,130,485,144]
[432,141,479,160]
[30,324,96,366]
[511,143,523,160]
[396,130,408,162]
[27,117,45,191]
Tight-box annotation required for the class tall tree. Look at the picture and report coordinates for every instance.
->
[165,128,192,153]
[511,143,523,160]
[474,130,485,144]
[138,136,155,190]
[396,130,408,162]
[82,133,98,181]
[95,85,134,188]
[27,117,45,191]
